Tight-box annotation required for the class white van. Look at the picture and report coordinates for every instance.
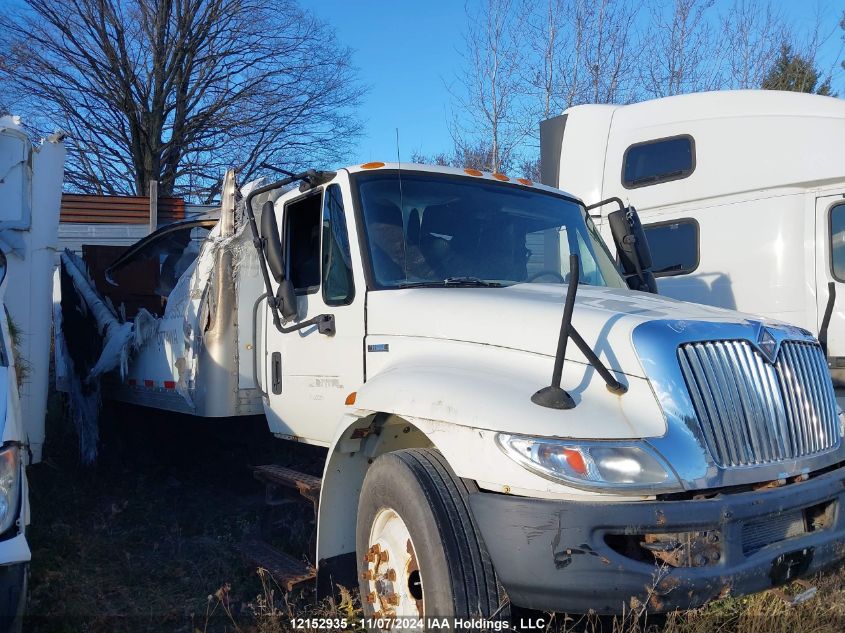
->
[541,90,845,398]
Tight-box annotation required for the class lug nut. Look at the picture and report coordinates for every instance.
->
[369,544,381,554]
[364,552,377,563]
[366,591,377,604]
[387,593,400,606]
[379,551,390,563]
[361,570,375,581]
[386,568,397,582]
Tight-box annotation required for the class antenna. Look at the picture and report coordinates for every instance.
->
[396,127,407,276]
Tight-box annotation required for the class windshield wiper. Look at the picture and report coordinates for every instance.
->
[397,277,503,288]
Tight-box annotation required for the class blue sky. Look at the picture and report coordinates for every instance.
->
[309,1,844,165]
[309,1,467,163]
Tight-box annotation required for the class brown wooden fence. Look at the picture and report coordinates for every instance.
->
[61,194,185,224]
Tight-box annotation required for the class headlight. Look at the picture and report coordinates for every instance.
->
[0,446,20,534]
[496,433,681,494]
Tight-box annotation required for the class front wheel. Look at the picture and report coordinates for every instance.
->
[356,448,507,625]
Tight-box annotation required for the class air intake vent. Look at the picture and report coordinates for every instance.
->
[678,340,840,467]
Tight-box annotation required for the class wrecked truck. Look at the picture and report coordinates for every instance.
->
[57,162,845,621]
[0,115,65,631]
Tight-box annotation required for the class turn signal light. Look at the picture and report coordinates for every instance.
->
[361,161,385,169]
[345,392,357,405]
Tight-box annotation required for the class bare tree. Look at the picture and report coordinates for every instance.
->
[640,0,721,98]
[575,0,640,104]
[522,0,567,122]
[0,0,364,200]
[449,0,528,174]
[522,0,639,125]
[719,0,787,89]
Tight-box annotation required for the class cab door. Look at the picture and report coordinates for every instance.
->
[816,193,845,396]
[263,179,365,445]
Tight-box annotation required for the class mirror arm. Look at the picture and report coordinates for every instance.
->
[819,281,836,357]
[584,197,626,213]
[568,328,627,395]
[276,313,335,336]
[532,254,627,410]
[243,170,317,331]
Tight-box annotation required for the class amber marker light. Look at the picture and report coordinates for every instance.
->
[492,172,509,181]
[464,168,482,176]
[563,448,588,474]
[360,162,385,169]
[517,178,533,186]
[345,392,357,405]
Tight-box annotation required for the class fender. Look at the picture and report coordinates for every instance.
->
[315,356,666,569]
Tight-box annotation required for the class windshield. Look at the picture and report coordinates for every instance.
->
[355,171,625,289]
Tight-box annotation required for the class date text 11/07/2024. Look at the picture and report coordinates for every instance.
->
[288,617,548,630]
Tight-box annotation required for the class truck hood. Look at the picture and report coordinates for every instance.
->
[366,283,780,378]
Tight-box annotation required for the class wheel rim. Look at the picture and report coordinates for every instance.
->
[364,507,424,618]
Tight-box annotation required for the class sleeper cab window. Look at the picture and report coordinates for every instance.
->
[321,184,355,305]
[622,135,695,189]
[643,219,699,277]
[831,203,845,282]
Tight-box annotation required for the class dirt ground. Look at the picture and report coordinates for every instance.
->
[24,393,327,633]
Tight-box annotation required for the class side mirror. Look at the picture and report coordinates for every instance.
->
[608,206,658,294]
[260,200,284,283]
[260,200,298,320]
[276,278,298,320]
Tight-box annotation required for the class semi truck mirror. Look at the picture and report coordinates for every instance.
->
[260,200,285,283]
[608,206,658,294]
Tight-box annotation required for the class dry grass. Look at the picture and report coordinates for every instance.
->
[6,314,30,389]
[26,393,845,632]
[194,566,845,633]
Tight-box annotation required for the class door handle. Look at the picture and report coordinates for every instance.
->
[271,351,282,395]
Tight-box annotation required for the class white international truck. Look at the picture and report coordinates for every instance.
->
[0,116,65,631]
[58,161,845,624]
[540,90,845,407]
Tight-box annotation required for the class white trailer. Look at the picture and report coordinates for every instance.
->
[59,161,845,623]
[0,115,66,631]
[540,90,845,403]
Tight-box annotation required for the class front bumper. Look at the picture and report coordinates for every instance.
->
[469,465,845,614]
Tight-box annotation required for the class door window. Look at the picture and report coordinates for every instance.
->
[321,184,355,305]
[643,219,699,277]
[831,203,845,281]
[284,192,322,293]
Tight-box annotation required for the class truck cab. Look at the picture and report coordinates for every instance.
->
[61,161,845,623]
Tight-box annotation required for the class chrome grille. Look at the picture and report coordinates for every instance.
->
[678,340,840,467]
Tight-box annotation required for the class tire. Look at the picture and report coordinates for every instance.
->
[356,448,507,624]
